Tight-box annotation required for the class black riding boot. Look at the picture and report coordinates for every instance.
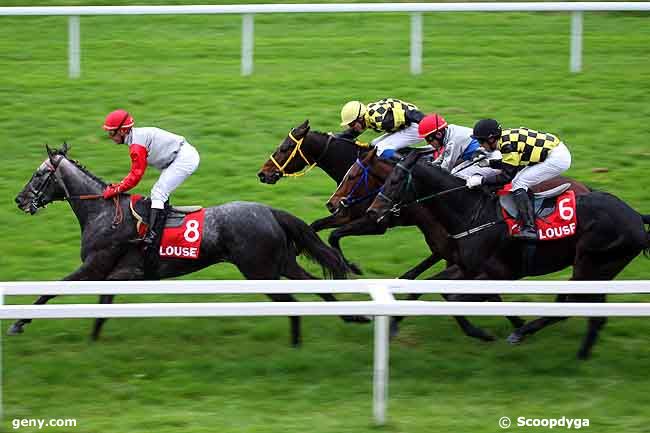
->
[143,207,167,279]
[511,188,537,241]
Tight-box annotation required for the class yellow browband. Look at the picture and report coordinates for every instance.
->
[269,131,317,178]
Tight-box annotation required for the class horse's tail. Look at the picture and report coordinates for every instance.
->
[643,215,650,257]
[271,208,350,279]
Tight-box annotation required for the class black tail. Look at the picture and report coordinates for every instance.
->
[271,208,351,279]
[641,215,650,257]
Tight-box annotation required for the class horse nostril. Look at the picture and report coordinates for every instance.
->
[326,202,336,213]
[15,196,20,204]
[258,172,267,183]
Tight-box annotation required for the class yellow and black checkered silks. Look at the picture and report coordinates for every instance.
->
[364,98,419,133]
[499,128,561,167]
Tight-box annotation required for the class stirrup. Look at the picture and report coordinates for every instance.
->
[513,227,537,240]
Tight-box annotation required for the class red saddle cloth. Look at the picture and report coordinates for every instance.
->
[498,185,578,241]
[131,195,206,259]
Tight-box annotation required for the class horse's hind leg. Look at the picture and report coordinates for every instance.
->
[237,260,302,347]
[7,295,57,335]
[282,258,369,324]
[267,293,301,348]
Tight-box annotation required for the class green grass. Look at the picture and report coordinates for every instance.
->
[1,3,650,432]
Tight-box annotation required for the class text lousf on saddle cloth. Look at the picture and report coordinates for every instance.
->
[502,190,578,241]
[158,209,206,259]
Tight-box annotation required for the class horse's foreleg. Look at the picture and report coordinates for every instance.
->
[398,254,441,280]
[507,294,569,345]
[88,249,144,341]
[311,214,349,232]
[7,295,58,335]
[7,258,112,336]
[328,217,388,275]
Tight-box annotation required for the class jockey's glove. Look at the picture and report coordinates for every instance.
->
[466,175,484,189]
[103,184,121,199]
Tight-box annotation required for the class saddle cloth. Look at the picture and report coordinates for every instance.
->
[130,195,205,259]
[497,184,578,241]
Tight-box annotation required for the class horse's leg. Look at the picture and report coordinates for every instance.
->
[237,261,302,348]
[89,249,143,341]
[8,254,116,336]
[506,294,569,344]
[328,216,388,275]
[391,265,497,342]
[398,254,441,280]
[91,295,116,341]
[7,295,57,335]
[311,214,347,232]
[282,257,370,324]
[482,293,526,329]
[577,295,607,360]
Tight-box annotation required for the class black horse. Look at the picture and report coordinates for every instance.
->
[257,120,440,278]
[12,143,366,346]
[368,151,650,359]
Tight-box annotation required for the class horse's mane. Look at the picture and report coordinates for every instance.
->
[58,151,107,186]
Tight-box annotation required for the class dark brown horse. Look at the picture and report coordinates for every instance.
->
[367,151,650,359]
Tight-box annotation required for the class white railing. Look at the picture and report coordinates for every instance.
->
[3,279,650,425]
[1,3,649,78]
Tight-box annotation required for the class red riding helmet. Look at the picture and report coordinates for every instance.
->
[103,109,135,131]
[418,113,448,139]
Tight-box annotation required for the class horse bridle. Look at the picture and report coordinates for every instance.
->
[269,129,331,178]
[339,158,385,208]
[375,161,467,220]
[30,156,124,227]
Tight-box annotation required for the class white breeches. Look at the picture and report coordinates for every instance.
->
[372,124,423,156]
[151,143,200,208]
[511,142,571,191]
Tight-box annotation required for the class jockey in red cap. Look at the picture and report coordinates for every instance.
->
[102,109,200,277]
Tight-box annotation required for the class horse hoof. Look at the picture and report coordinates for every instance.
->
[342,315,371,324]
[7,322,24,336]
[507,332,523,345]
[348,262,363,275]
[389,321,400,339]
[465,328,495,341]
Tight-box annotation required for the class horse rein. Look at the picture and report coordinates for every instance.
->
[377,161,467,218]
[269,130,319,177]
[38,159,124,228]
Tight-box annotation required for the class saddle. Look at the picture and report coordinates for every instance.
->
[130,196,202,231]
[498,183,571,219]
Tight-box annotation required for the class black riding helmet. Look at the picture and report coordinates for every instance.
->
[472,119,502,141]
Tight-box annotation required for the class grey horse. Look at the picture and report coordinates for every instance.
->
[12,143,366,346]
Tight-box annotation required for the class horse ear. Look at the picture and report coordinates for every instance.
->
[45,144,54,157]
[301,119,310,132]
[61,141,70,155]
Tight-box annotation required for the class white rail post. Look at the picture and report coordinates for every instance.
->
[0,286,4,419]
[570,11,583,73]
[241,13,254,76]
[370,284,393,426]
[68,15,80,79]
[410,12,423,75]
